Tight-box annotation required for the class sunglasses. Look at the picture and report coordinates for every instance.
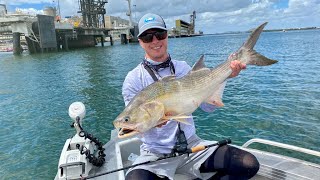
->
[139,30,167,43]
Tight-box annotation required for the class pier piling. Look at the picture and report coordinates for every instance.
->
[121,34,128,44]
[63,35,69,51]
[13,32,22,55]
[110,36,113,46]
[100,36,104,47]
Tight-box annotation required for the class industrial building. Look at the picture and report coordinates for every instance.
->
[169,11,203,38]
[105,15,136,41]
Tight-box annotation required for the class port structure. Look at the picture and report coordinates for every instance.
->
[190,11,196,35]
[78,0,107,28]
[169,11,202,38]
[0,1,141,54]
[106,0,138,44]
[0,4,37,54]
[0,1,113,54]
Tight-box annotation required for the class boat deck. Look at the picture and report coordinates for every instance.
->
[85,136,320,180]
[249,148,319,180]
[244,139,320,180]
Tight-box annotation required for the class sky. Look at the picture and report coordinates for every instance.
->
[0,0,319,34]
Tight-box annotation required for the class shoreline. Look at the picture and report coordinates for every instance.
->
[206,27,320,36]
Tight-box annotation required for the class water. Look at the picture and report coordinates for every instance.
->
[0,30,319,179]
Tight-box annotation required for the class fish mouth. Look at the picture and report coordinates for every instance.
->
[118,127,139,138]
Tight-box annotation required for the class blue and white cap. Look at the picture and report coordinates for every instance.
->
[137,13,167,37]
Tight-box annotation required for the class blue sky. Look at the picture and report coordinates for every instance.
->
[6,3,51,11]
[274,0,289,8]
[1,0,319,33]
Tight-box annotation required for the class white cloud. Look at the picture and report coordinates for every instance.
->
[0,0,52,6]
[15,7,43,15]
[2,0,319,33]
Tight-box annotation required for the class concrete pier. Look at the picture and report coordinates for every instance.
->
[0,2,144,55]
[0,14,37,54]
[25,36,37,53]
[1,13,115,54]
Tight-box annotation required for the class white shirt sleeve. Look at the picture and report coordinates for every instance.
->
[122,67,143,106]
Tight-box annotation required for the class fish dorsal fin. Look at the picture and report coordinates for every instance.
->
[161,75,176,81]
[161,114,194,125]
[191,55,206,72]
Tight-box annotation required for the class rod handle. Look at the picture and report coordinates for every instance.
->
[190,145,206,153]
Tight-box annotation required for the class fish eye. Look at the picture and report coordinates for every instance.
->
[124,116,130,122]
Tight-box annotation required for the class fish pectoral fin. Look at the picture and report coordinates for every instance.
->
[206,81,226,107]
[161,75,176,81]
[161,115,193,125]
[206,99,224,107]
[205,93,225,107]
[162,115,194,120]
[155,119,169,127]
[173,118,191,125]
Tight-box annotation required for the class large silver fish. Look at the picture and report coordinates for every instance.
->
[113,22,278,138]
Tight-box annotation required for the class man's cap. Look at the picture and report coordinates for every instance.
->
[137,13,167,37]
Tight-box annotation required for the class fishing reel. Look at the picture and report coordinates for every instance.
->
[57,102,105,180]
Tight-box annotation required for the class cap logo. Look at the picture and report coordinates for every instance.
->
[144,17,155,23]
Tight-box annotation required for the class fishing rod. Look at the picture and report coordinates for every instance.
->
[82,138,231,180]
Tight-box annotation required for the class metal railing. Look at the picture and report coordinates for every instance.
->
[242,138,320,158]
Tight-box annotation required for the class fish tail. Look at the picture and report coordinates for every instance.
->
[239,22,278,66]
[246,50,278,66]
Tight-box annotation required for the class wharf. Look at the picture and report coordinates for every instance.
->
[0,14,113,54]
[0,14,36,53]
[168,34,203,38]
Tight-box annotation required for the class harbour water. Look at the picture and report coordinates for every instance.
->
[0,29,319,179]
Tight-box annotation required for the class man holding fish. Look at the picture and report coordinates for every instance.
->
[114,13,277,180]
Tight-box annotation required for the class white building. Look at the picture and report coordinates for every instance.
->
[105,15,136,40]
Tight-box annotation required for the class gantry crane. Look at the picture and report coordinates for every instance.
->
[77,0,108,28]
[190,11,196,34]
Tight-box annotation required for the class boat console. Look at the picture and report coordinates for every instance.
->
[56,102,105,180]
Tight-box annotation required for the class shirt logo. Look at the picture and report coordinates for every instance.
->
[144,17,155,23]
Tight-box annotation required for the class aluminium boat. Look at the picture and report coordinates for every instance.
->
[55,102,320,180]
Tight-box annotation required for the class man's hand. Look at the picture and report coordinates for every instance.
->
[229,60,246,78]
